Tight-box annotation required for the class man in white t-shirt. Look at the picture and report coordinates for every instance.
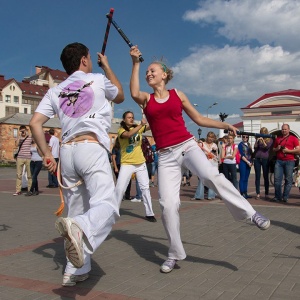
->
[47,128,60,188]
[29,42,124,286]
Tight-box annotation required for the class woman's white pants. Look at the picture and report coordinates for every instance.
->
[115,163,155,216]
[158,139,256,260]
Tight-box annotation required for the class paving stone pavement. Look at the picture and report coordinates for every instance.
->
[1,167,300,299]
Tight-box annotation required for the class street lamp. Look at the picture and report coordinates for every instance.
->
[197,128,202,140]
[206,102,218,118]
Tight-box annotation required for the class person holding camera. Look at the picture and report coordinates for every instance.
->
[253,127,273,200]
[13,125,32,196]
[272,124,299,202]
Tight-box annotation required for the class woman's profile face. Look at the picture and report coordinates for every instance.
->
[145,63,165,86]
[124,113,134,127]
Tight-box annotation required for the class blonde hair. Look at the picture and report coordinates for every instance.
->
[152,61,173,84]
[206,131,216,142]
[260,127,270,142]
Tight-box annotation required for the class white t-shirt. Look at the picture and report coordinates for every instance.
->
[224,143,237,164]
[49,135,60,158]
[35,70,118,151]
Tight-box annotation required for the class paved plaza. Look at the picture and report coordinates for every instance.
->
[1,167,300,299]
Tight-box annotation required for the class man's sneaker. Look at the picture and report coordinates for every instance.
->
[150,182,155,187]
[55,217,84,268]
[160,258,177,273]
[146,216,157,222]
[131,198,141,203]
[62,273,89,286]
[25,191,33,196]
[251,212,270,230]
[13,191,22,196]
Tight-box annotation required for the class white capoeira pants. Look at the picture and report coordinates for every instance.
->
[60,142,119,275]
[115,163,155,217]
[158,138,256,261]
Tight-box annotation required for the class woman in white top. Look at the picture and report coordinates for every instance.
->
[25,139,43,196]
[222,133,238,189]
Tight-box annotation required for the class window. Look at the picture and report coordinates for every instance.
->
[14,96,19,104]
[5,95,11,103]
[24,108,28,114]
[5,106,19,116]
[13,128,18,138]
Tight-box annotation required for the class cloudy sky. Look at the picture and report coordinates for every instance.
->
[1,0,300,137]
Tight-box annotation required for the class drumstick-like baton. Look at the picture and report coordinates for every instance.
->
[224,129,276,139]
[101,8,114,56]
[107,15,144,62]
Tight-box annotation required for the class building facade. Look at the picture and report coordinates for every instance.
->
[240,89,300,146]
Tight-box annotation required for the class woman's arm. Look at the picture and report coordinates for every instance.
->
[120,119,147,139]
[179,90,238,135]
[129,46,149,107]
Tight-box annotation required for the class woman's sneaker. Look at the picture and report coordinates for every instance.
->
[62,273,89,286]
[55,217,84,268]
[160,258,177,273]
[251,212,270,230]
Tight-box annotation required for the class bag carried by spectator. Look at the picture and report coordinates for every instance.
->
[14,136,28,159]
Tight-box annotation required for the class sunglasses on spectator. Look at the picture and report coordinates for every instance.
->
[242,136,249,138]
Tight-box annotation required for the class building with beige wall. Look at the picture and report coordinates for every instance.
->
[240,89,300,146]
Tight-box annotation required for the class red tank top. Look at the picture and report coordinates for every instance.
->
[143,89,193,150]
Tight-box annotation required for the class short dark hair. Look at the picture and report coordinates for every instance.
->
[60,42,89,75]
[49,128,55,135]
[19,125,27,131]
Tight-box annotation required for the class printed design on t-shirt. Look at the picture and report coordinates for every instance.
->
[126,133,140,153]
[59,80,94,118]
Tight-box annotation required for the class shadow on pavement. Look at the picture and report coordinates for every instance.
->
[33,237,104,299]
[111,230,238,271]
[270,220,300,234]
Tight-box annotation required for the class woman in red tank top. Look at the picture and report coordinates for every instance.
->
[129,46,271,274]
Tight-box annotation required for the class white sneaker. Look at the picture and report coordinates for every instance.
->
[55,217,84,268]
[251,212,270,230]
[131,198,141,203]
[62,273,89,286]
[160,258,177,273]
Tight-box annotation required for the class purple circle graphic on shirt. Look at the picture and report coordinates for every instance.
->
[59,80,94,118]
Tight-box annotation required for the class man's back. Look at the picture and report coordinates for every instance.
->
[36,71,118,150]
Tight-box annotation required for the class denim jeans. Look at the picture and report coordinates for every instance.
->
[194,178,216,199]
[30,160,43,192]
[239,161,251,194]
[48,158,59,187]
[254,158,269,195]
[222,163,238,190]
[274,159,295,200]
